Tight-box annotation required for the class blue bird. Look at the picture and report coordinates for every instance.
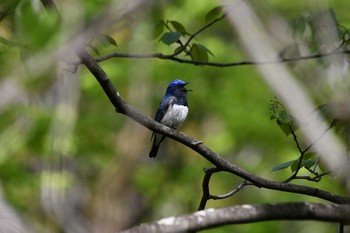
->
[149,79,191,158]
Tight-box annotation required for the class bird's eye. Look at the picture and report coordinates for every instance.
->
[177,84,181,87]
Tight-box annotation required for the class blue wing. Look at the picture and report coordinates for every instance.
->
[154,96,175,122]
[149,96,176,158]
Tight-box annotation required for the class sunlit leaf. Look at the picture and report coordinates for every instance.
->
[205,5,224,23]
[291,158,317,172]
[17,1,60,49]
[160,32,181,45]
[169,20,188,36]
[196,43,214,57]
[152,20,165,39]
[271,160,296,172]
[174,45,185,55]
[101,34,118,47]
[277,120,292,136]
[190,43,209,62]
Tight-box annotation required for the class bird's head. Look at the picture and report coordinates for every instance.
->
[166,79,191,97]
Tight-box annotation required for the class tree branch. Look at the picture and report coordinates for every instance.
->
[198,167,221,211]
[119,202,350,233]
[283,119,338,183]
[172,14,226,56]
[77,49,350,204]
[198,167,249,211]
[93,48,350,68]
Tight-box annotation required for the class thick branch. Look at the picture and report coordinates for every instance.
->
[119,202,350,233]
[77,49,350,204]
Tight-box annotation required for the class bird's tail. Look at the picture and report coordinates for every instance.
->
[149,134,165,158]
[149,144,160,158]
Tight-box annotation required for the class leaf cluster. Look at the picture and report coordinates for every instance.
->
[268,98,340,183]
[269,97,298,137]
[90,6,224,63]
[277,9,350,65]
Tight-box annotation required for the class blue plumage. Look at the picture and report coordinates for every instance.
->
[149,79,191,158]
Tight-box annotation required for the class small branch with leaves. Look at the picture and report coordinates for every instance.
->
[88,5,350,68]
[269,98,345,183]
[93,48,350,68]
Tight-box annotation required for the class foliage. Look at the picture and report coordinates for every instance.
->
[0,1,350,233]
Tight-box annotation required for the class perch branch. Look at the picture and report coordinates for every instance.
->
[77,49,350,204]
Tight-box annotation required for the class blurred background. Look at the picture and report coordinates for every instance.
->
[0,0,349,232]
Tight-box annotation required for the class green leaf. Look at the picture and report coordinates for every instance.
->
[169,21,188,36]
[196,43,214,57]
[318,160,327,173]
[160,32,181,45]
[290,15,307,36]
[291,160,300,172]
[304,159,316,169]
[314,103,334,122]
[277,111,291,123]
[152,20,165,39]
[88,45,100,56]
[174,45,185,54]
[303,152,315,160]
[205,6,224,23]
[274,110,299,136]
[101,34,118,47]
[277,120,292,136]
[17,1,60,49]
[291,158,317,172]
[190,43,209,62]
[271,160,296,172]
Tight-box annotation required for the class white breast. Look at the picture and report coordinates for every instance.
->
[161,104,188,128]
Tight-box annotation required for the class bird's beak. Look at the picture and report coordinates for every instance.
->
[185,82,193,92]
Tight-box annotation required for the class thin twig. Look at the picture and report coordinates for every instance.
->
[284,119,338,183]
[198,167,250,210]
[93,49,350,67]
[173,14,226,56]
[290,125,303,154]
[302,120,337,154]
[210,180,250,200]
